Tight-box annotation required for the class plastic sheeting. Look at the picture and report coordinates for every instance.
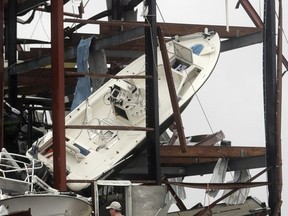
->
[89,49,108,93]
[222,169,251,205]
[206,158,229,198]
[165,177,186,203]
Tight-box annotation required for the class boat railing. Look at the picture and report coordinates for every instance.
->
[87,117,119,150]
[0,148,47,192]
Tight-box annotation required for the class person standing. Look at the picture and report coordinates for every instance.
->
[106,201,124,216]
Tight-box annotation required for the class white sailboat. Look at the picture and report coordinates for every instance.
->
[26,29,221,191]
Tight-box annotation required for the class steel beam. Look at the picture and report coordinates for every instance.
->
[0,0,4,149]
[6,0,17,107]
[13,27,145,75]
[116,154,266,179]
[238,0,264,28]
[51,0,66,191]
[263,0,278,214]
[221,31,263,52]
[157,27,187,152]
[145,0,161,185]
[16,0,48,15]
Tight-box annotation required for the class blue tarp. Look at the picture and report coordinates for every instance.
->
[70,37,94,110]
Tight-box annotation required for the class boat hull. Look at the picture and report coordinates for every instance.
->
[0,194,92,216]
[27,30,221,191]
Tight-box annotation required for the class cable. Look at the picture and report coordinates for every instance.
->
[39,12,51,41]
[156,3,172,38]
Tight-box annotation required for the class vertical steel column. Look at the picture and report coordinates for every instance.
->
[145,0,161,184]
[111,0,122,20]
[51,0,67,191]
[263,0,278,214]
[0,0,4,149]
[6,0,17,107]
[275,0,283,213]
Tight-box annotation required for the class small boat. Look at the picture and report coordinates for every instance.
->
[0,149,92,216]
[0,193,92,216]
[27,29,221,191]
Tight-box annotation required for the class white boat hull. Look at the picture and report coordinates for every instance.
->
[27,30,221,191]
[0,193,92,216]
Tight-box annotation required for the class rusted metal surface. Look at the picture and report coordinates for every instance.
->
[157,27,187,153]
[238,0,264,28]
[275,0,283,214]
[160,146,266,158]
[64,18,150,28]
[65,125,154,131]
[160,157,219,166]
[239,0,288,71]
[99,22,262,38]
[66,18,262,39]
[65,71,152,79]
[168,181,268,190]
[51,0,66,191]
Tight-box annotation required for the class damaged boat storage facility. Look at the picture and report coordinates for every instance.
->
[0,0,286,215]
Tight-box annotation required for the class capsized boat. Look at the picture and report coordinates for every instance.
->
[26,29,221,191]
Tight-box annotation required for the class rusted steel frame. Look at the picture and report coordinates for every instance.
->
[274,0,283,214]
[67,179,157,185]
[278,49,288,70]
[160,146,266,158]
[75,19,261,38]
[36,6,83,18]
[160,157,218,165]
[51,0,67,191]
[168,181,268,190]
[14,27,145,75]
[0,0,4,149]
[238,0,264,28]
[239,0,288,71]
[194,130,225,146]
[162,179,187,211]
[65,71,152,79]
[64,18,150,28]
[194,167,270,216]
[157,27,187,153]
[65,125,154,131]
[157,22,262,38]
